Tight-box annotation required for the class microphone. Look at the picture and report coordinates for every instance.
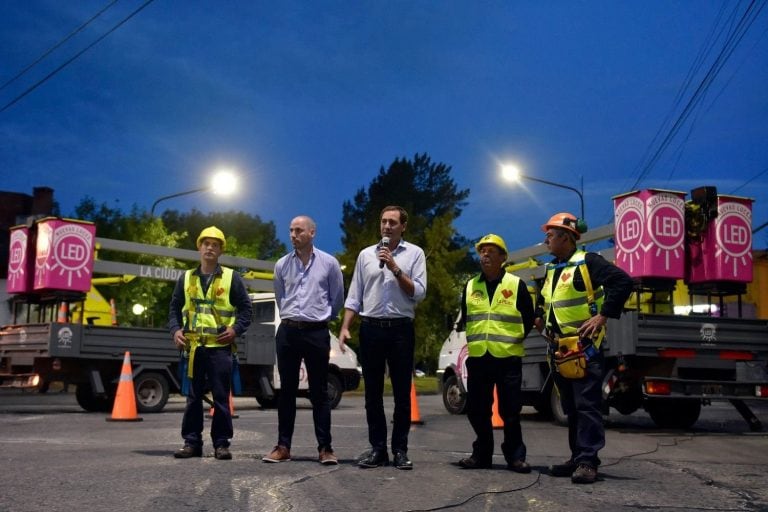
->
[379,236,390,269]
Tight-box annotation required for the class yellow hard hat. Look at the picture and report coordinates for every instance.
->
[196,226,226,250]
[475,233,508,254]
[541,212,583,240]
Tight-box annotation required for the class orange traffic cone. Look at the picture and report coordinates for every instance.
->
[106,351,143,422]
[109,298,118,326]
[410,380,424,425]
[492,386,504,429]
[57,302,68,323]
[208,392,238,419]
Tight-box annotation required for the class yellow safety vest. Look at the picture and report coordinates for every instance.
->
[182,267,236,377]
[541,250,606,347]
[465,273,527,358]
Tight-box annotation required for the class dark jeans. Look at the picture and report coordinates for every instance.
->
[181,346,233,449]
[359,321,415,454]
[276,324,332,451]
[553,349,605,468]
[465,353,527,463]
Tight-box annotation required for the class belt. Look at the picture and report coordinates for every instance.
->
[282,319,329,330]
[360,316,412,328]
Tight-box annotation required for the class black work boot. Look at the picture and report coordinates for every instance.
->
[174,445,202,459]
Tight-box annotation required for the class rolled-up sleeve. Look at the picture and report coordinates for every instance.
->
[343,252,364,313]
[409,247,427,303]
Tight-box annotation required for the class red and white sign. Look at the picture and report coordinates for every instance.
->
[613,189,686,279]
[688,196,753,283]
[33,218,96,292]
[6,226,31,293]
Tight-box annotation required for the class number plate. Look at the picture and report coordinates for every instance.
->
[701,384,723,395]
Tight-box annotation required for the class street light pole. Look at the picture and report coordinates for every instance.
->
[518,174,585,221]
[150,169,238,217]
[500,164,585,221]
[150,187,208,217]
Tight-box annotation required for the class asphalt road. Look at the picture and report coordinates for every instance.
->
[1,390,767,512]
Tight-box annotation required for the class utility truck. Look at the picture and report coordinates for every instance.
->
[0,221,360,413]
[438,189,768,431]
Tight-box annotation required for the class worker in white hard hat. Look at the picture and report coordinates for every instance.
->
[455,234,535,473]
[168,226,252,461]
[536,213,632,484]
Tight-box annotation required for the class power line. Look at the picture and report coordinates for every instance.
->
[628,0,766,190]
[730,165,768,194]
[0,0,157,115]
[0,0,121,93]
[626,1,732,191]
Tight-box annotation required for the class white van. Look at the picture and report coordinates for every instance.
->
[249,293,361,409]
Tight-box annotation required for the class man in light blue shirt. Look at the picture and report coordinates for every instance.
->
[339,205,427,470]
[263,215,345,465]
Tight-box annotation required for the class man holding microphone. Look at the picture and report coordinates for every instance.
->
[338,205,427,470]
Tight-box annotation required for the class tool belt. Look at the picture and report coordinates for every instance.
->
[553,336,587,379]
[183,332,231,379]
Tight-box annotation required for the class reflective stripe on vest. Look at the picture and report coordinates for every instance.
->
[465,273,526,358]
[541,250,605,346]
[183,267,236,345]
[182,267,237,378]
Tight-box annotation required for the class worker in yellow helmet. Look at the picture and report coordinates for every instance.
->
[536,213,632,484]
[455,234,535,472]
[168,226,252,460]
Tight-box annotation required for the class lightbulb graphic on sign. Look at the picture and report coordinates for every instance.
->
[645,193,685,272]
[7,229,28,291]
[34,220,95,291]
[50,224,94,287]
[614,195,644,274]
[715,202,752,278]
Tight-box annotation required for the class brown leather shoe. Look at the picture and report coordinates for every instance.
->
[318,449,338,465]
[262,445,291,463]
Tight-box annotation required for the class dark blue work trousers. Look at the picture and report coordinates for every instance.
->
[275,324,332,451]
[465,353,527,464]
[359,321,415,454]
[553,350,605,468]
[181,346,233,449]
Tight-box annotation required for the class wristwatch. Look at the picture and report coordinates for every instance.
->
[393,268,402,279]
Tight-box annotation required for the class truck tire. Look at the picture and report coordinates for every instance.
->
[134,372,170,413]
[75,382,112,413]
[442,374,467,414]
[327,373,343,410]
[549,384,568,426]
[533,382,568,426]
[645,398,701,429]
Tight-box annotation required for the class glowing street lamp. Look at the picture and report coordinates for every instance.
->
[500,163,585,222]
[150,169,238,216]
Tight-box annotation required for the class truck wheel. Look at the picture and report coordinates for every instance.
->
[134,372,170,413]
[646,398,701,429]
[442,374,467,414]
[549,384,568,426]
[75,382,112,413]
[327,373,343,410]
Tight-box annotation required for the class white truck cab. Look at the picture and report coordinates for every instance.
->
[436,314,469,414]
[249,292,361,409]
